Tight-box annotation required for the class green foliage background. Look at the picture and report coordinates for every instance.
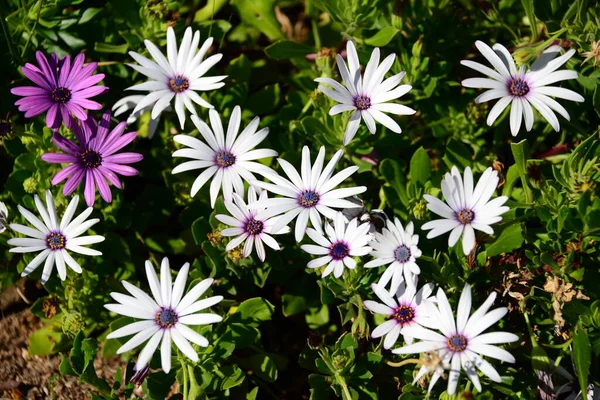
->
[1,0,600,398]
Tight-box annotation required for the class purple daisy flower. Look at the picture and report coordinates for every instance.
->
[41,111,143,207]
[11,51,108,129]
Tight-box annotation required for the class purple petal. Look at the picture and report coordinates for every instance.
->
[103,152,143,164]
[94,110,112,147]
[51,163,80,184]
[35,51,58,87]
[52,133,81,155]
[92,169,112,203]
[58,55,71,87]
[67,53,85,83]
[98,166,123,189]
[11,86,48,96]
[66,102,87,121]
[69,63,98,86]
[100,130,136,156]
[16,96,52,108]
[46,104,59,128]
[21,103,51,118]
[41,153,78,164]
[103,162,139,176]
[72,77,106,94]
[84,170,96,207]
[72,98,103,110]
[21,66,52,90]
[62,168,85,195]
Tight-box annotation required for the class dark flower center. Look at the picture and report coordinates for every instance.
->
[298,190,320,208]
[46,231,66,250]
[51,87,71,104]
[353,94,371,110]
[447,334,468,352]
[169,75,190,93]
[393,305,415,324]
[508,78,530,97]
[245,218,264,235]
[80,149,103,168]
[394,245,411,263]
[215,151,236,168]
[155,307,178,328]
[457,208,475,224]
[329,241,349,260]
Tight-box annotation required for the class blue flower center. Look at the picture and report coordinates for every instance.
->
[169,75,190,93]
[508,78,529,97]
[394,245,411,263]
[447,334,468,352]
[80,149,102,168]
[155,308,178,328]
[46,231,66,250]
[329,241,349,260]
[393,305,415,323]
[298,190,320,208]
[245,218,264,235]
[457,208,475,224]
[215,151,236,168]
[51,87,71,104]
[353,94,371,110]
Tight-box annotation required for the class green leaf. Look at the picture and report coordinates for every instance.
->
[485,223,524,257]
[443,138,472,169]
[364,27,399,47]
[191,217,210,245]
[94,42,129,53]
[521,0,538,40]
[573,326,591,400]
[59,354,76,376]
[265,40,314,59]
[511,139,532,203]
[28,324,70,356]
[282,293,307,316]
[409,147,431,185]
[232,0,285,41]
[244,354,278,382]
[233,297,274,324]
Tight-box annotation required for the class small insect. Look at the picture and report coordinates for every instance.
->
[341,196,388,233]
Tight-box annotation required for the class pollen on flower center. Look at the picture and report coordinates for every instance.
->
[508,78,530,97]
[353,94,371,110]
[50,87,71,104]
[169,75,190,93]
[155,307,178,328]
[392,305,415,324]
[215,151,236,168]
[46,231,66,250]
[447,334,468,352]
[245,218,264,235]
[457,209,475,224]
[329,241,349,260]
[298,190,320,208]
[394,245,411,263]
[80,149,103,168]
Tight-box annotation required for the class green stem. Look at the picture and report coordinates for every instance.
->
[182,361,189,399]
[21,0,42,58]
[335,372,353,400]
[311,19,321,49]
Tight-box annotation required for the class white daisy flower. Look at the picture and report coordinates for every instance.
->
[125,26,226,129]
[412,350,452,394]
[300,212,371,278]
[216,187,290,261]
[393,284,519,395]
[105,257,223,373]
[249,146,366,242]
[315,40,416,145]
[172,106,277,208]
[421,166,509,256]
[364,281,437,349]
[112,95,170,139]
[7,191,104,284]
[364,218,422,294]
[0,201,8,233]
[461,41,584,136]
